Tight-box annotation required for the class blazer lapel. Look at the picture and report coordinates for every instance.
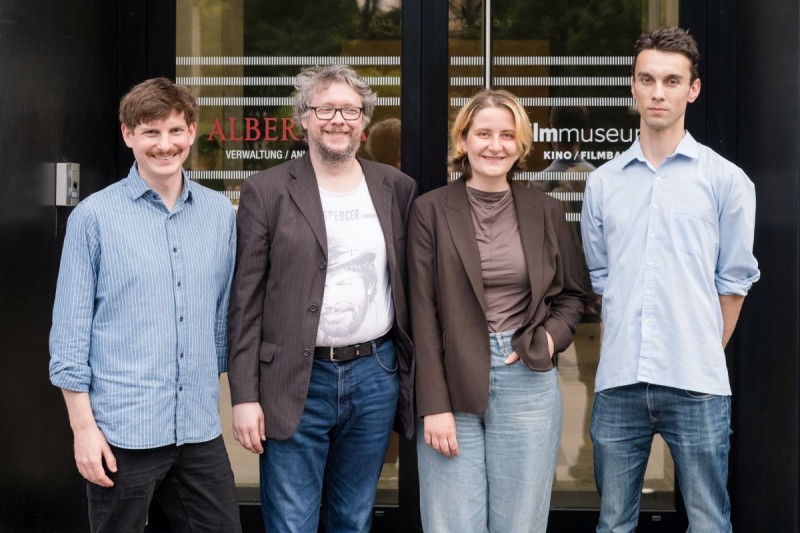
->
[515,187,545,314]
[362,159,396,272]
[286,154,327,254]
[443,179,486,314]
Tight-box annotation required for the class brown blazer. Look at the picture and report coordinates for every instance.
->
[228,154,418,440]
[408,179,584,417]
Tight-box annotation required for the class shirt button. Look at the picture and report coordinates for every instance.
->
[179,316,184,322]
[647,261,654,266]
[177,281,181,287]
[179,386,183,391]
[173,247,178,253]
[320,261,327,270]
[651,204,659,209]
[180,352,184,358]
[309,304,319,312]
[303,349,310,357]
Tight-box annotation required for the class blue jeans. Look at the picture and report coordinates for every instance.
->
[259,339,399,533]
[418,331,563,533]
[591,382,732,533]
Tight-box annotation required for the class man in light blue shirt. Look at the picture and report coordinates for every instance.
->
[582,28,759,532]
[49,78,240,532]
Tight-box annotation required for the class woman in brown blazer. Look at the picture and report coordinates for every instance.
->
[408,90,585,532]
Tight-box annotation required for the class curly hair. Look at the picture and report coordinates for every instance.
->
[292,64,377,135]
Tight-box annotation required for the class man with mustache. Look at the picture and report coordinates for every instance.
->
[228,64,416,532]
[582,27,760,531]
[49,78,240,532]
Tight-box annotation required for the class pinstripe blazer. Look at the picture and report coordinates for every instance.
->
[228,154,418,440]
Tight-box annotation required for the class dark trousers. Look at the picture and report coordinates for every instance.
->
[86,435,241,533]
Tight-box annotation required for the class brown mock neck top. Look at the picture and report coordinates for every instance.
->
[466,187,532,333]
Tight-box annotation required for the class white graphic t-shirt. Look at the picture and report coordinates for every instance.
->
[315,178,394,347]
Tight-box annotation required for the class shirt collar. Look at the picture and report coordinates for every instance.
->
[620,131,700,169]
[672,131,700,160]
[123,163,193,204]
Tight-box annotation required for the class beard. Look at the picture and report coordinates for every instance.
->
[309,129,362,164]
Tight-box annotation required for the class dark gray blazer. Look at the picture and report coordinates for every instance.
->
[408,179,585,417]
[228,154,418,440]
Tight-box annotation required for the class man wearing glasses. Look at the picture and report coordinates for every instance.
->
[227,64,417,532]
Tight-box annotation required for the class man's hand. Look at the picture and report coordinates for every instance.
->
[61,389,116,487]
[73,425,117,487]
[423,412,458,458]
[719,294,745,348]
[232,402,266,454]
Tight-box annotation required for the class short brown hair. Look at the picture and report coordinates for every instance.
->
[118,77,197,129]
[449,89,532,184]
[634,27,700,83]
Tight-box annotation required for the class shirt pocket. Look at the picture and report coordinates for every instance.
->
[672,202,718,257]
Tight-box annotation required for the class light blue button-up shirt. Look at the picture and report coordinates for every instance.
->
[49,164,236,449]
[581,133,760,395]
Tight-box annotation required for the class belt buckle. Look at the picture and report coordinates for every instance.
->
[328,346,338,362]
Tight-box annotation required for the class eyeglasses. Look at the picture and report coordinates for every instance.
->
[308,106,363,121]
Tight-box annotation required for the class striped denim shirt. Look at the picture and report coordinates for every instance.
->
[49,164,236,449]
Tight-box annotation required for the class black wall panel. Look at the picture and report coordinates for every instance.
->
[0,2,119,531]
[732,0,800,530]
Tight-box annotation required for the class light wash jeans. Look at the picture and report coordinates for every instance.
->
[259,339,399,533]
[418,330,563,533]
[591,382,732,533]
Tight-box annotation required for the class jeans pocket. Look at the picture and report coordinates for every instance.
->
[374,343,398,373]
[684,389,714,399]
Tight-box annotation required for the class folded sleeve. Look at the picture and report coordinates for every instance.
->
[49,203,100,392]
[580,172,609,295]
[715,168,760,295]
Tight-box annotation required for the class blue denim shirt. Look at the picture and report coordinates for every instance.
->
[581,133,760,396]
[49,164,236,448]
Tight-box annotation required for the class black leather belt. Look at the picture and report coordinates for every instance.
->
[314,332,392,362]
